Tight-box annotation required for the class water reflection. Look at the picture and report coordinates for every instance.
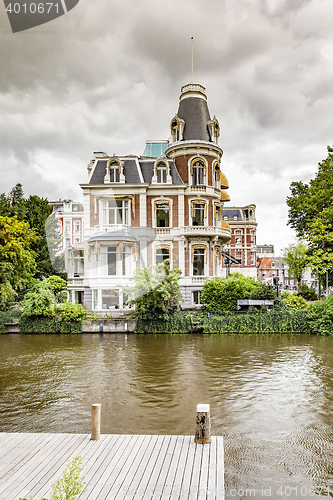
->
[1,333,333,498]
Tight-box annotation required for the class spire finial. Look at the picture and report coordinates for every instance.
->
[191,37,194,83]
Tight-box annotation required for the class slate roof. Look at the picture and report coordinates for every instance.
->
[221,209,242,220]
[89,158,184,186]
[177,97,211,142]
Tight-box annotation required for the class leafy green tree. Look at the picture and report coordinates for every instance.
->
[307,296,333,335]
[127,260,182,320]
[282,241,308,286]
[297,284,318,301]
[57,302,87,322]
[200,272,260,312]
[24,195,53,277]
[287,146,333,285]
[0,216,37,310]
[44,275,67,302]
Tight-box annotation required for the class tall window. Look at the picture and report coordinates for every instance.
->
[157,163,167,183]
[171,121,179,141]
[251,252,256,266]
[102,199,129,225]
[214,206,220,226]
[73,250,84,276]
[110,162,120,182]
[122,245,131,276]
[65,221,71,233]
[214,166,220,188]
[193,248,205,276]
[235,230,242,244]
[236,250,242,264]
[107,246,117,275]
[250,230,255,244]
[192,161,205,185]
[156,248,170,265]
[192,203,205,226]
[74,220,80,232]
[156,203,170,227]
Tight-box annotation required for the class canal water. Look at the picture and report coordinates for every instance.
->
[1,333,333,499]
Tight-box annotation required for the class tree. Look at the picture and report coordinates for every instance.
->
[282,241,308,286]
[127,261,182,320]
[286,146,333,285]
[24,195,54,277]
[0,216,37,310]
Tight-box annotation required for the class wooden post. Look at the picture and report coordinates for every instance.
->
[91,403,101,440]
[194,404,211,444]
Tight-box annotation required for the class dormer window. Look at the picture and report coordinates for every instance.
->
[171,120,180,142]
[192,161,205,185]
[110,162,120,182]
[104,158,125,183]
[157,163,167,183]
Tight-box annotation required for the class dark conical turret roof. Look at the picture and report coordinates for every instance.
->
[176,84,211,142]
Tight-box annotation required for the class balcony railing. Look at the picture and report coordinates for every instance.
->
[190,185,206,192]
[182,226,231,238]
[192,277,206,284]
[95,224,129,232]
[155,228,171,235]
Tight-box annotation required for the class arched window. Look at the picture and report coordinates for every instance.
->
[192,161,205,185]
[110,162,120,182]
[156,163,167,183]
[214,165,220,188]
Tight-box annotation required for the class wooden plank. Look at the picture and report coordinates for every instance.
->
[84,434,129,499]
[178,438,197,499]
[123,434,160,499]
[111,434,151,500]
[133,435,166,500]
[151,435,179,500]
[32,434,91,499]
[207,436,217,499]
[161,435,185,499]
[198,442,210,500]
[91,434,142,499]
[216,437,224,500]
[139,435,172,500]
[169,436,191,499]
[6,434,82,499]
[189,440,203,499]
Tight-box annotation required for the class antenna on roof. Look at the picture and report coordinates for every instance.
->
[191,37,194,83]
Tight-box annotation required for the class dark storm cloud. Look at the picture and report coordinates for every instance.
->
[0,0,333,252]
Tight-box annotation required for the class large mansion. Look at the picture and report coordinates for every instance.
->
[64,83,257,310]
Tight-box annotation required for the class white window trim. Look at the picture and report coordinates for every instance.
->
[151,198,173,228]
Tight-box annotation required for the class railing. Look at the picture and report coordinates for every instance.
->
[182,226,231,237]
[68,279,84,286]
[155,228,171,235]
[190,186,206,192]
[95,224,129,232]
[192,277,206,284]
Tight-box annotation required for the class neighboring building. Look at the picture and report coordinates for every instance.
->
[256,245,289,288]
[67,83,233,310]
[49,200,84,249]
[221,205,257,279]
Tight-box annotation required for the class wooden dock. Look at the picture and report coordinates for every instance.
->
[0,433,224,499]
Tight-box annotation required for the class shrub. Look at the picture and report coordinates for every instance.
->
[56,302,87,322]
[21,281,56,319]
[297,284,318,301]
[201,273,262,312]
[307,296,333,335]
[282,293,307,311]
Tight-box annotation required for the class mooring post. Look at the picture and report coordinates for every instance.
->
[91,403,101,440]
[194,403,211,444]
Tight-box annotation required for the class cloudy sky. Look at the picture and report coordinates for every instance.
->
[1,0,333,254]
